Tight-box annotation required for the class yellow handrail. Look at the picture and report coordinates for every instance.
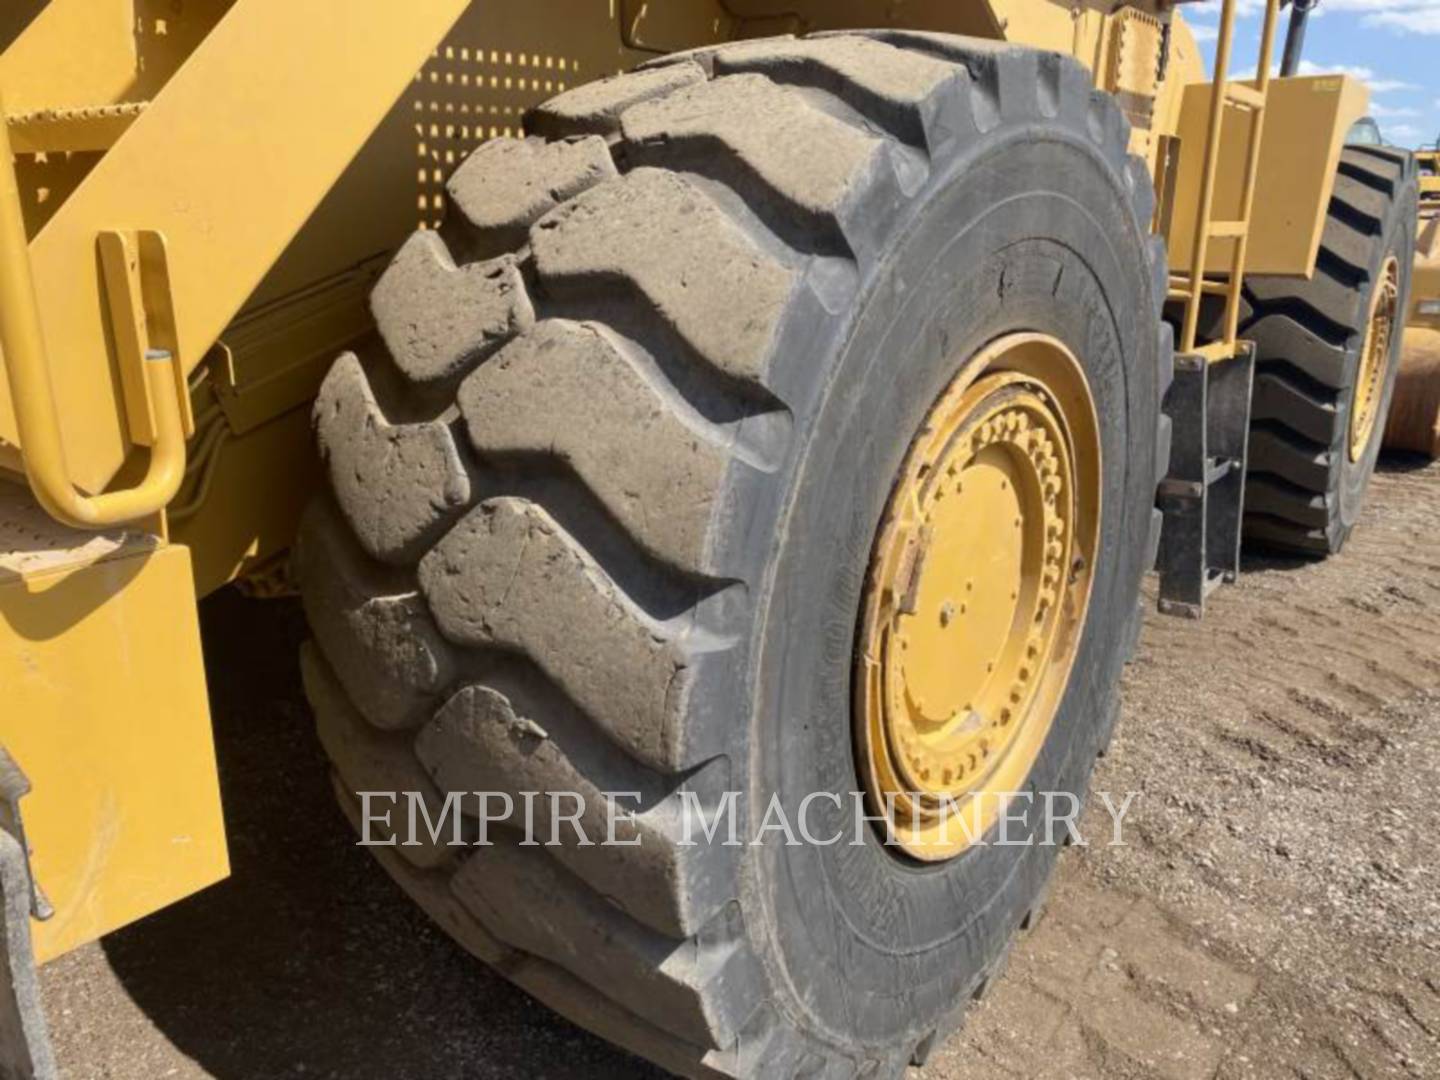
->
[1178,0,1281,357]
[1180,0,1241,354]
[0,92,184,529]
[1218,0,1280,346]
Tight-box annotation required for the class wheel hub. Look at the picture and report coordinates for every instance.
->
[1350,255,1400,462]
[855,334,1100,861]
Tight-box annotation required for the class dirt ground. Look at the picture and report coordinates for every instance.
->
[39,453,1440,1080]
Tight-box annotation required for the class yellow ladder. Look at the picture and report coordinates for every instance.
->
[1168,0,1282,360]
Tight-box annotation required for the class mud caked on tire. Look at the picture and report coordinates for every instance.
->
[299,33,1168,1077]
[1243,145,1417,555]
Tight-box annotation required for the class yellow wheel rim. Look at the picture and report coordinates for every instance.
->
[855,333,1101,862]
[1350,255,1400,462]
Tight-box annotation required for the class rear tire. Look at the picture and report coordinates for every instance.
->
[299,33,1169,1077]
[1243,145,1417,555]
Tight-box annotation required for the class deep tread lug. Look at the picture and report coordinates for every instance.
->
[371,232,534,386]
[531,168,797,385]
[297,501,457,731]
[445,135,617,259]
[528,61,708,139]
[302,645,456,870]
[1248,425,1336,490]
[1251,370,1339,444]
[416,681,732,938]
[314,352,473,565]
[459,319,731,571]
[711,34,962,150]
[418,497,714,773]
[621,73,885,254]
[1245,312,1351,389]
[1245,475,1335,529]
[451,840,760,1050]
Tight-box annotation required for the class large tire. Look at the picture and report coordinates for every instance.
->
[298,33,1169,1077]
[1242,145,1417,555]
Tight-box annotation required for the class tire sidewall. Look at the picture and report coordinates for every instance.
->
[1338,169,1417,532]
[740,127,1161,1049]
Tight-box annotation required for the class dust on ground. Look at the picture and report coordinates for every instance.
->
[40,455,1440,1080]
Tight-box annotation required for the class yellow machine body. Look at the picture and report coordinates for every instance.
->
[1165,75,1367,277]
[1409,214,1440,331]
[0,0,1363,962]
[1406,150,1440,335]
[1416,148,1440,212]
[0,487,225,964]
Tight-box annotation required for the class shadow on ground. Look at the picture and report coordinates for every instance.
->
[1376,447,1436,475]
[100,588,656,1080]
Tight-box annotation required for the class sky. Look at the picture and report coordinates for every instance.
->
[1185,0,1440,147]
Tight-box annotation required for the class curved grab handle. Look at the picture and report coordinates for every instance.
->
[0,93,185,529]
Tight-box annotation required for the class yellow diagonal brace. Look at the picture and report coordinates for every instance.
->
[0,0,470,497]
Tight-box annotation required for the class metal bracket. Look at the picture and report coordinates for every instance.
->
[1157,345,1256,618]
[0,749,58,1080]
[0,751,51,924]
[96,229,195,448]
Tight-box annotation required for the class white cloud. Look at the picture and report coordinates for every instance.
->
[1190,0,1267,18]
[1358,76,1418,93]
[1228,63,1276,81]
[1369,102,1421,117]
[1322,0,1426,9]
[1384,122,1423,141]
[1189,0,1440,37]
[1189,22,1220,42]
[1367,8,1440,32]
[1316,0,1440,34]
[1295,59,1419,94]
[1228,59,1419,95]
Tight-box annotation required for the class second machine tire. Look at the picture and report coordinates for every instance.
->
[1243,145,1417,555]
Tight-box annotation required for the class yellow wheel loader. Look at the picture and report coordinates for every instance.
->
[0,1,1413,1076]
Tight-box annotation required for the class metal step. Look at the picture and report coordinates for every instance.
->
[1224,82,1266,109]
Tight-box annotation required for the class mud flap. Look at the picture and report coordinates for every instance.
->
[1157,345,1256,618]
